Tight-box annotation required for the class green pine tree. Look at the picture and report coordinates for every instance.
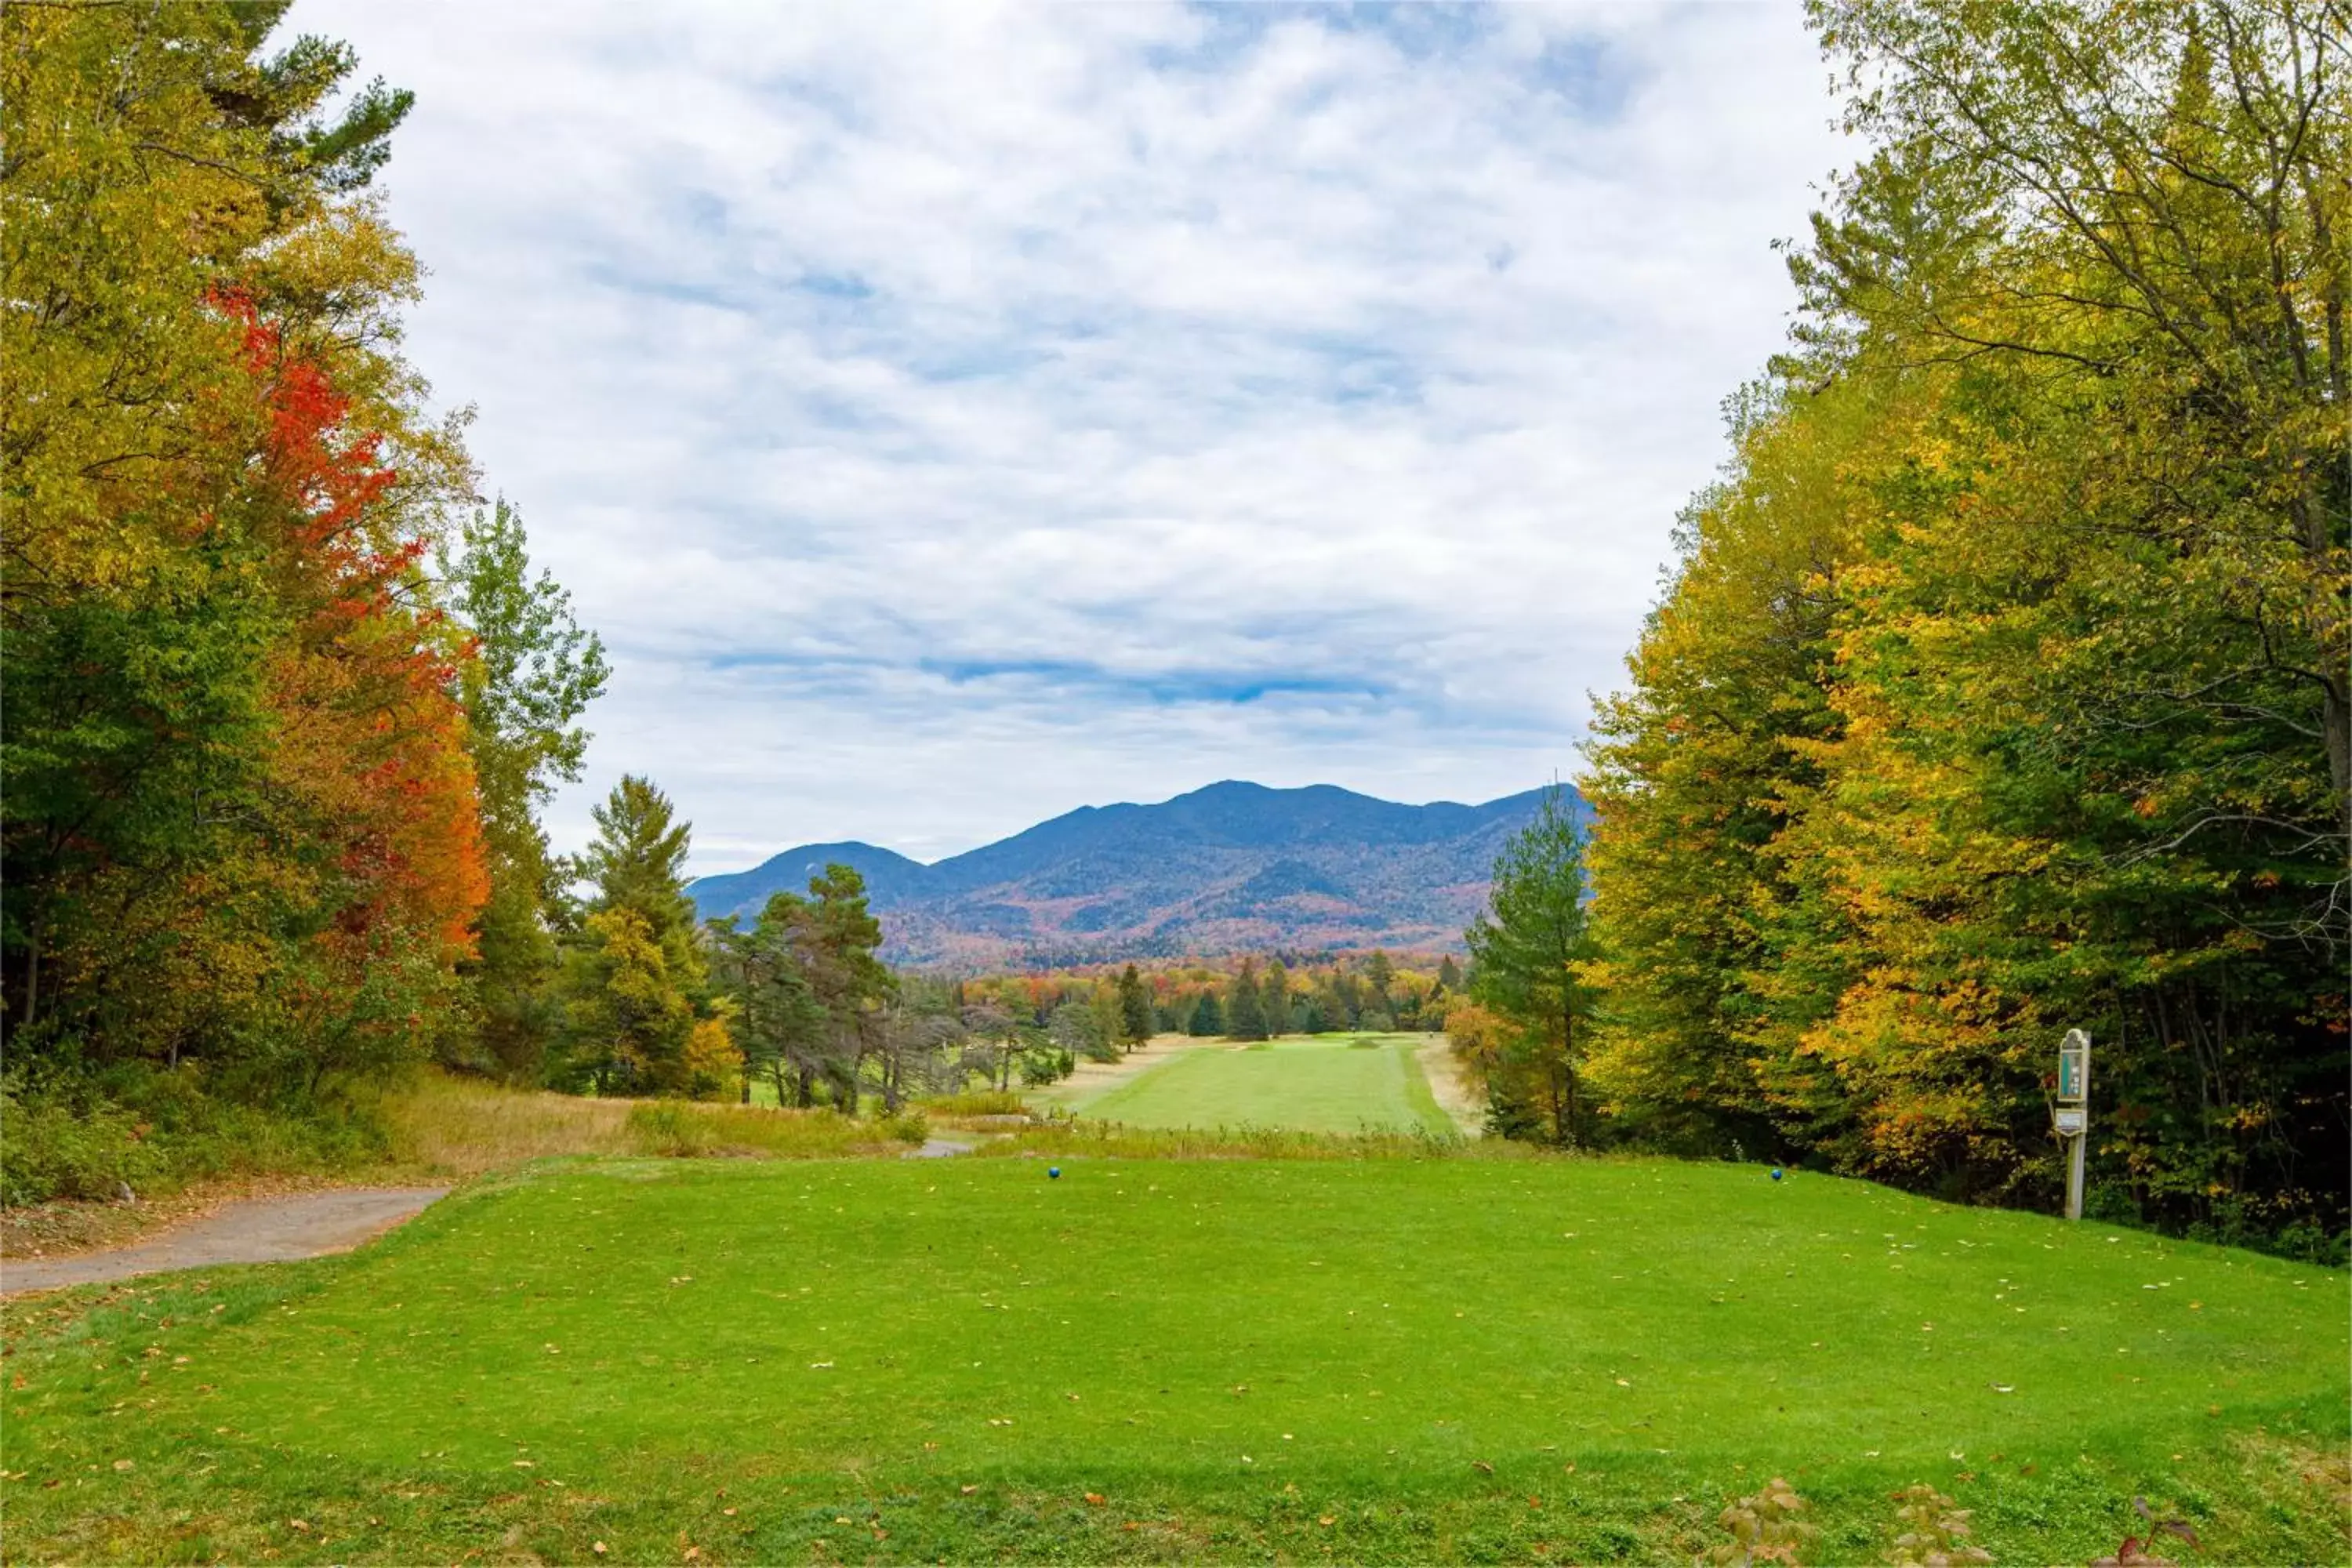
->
[1225,959,1267,1041]
[1465,786,1595,1145]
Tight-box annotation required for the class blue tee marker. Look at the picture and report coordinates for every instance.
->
[1048,1167,1062,1180]
[1770,1167,1784,1181]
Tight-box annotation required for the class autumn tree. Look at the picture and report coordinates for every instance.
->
[562,909,693,1095]
[1584,0,2347,1247]
[1,1,508,1100]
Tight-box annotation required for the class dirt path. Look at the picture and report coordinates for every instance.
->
[1416,1036,1485,1136]
[0,1186,449,1296]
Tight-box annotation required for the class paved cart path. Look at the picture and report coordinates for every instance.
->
[0,1186,449,1295]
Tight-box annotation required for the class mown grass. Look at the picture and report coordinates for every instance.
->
[1069,1033,1457,1136]
[5,1155,2344,1564]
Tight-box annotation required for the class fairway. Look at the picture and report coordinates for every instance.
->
[6,1155,2344,1564]
[1062,1033,1457,1136]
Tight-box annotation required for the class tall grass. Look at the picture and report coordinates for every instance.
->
[381,1073,914,1170]
[916,1089,1030,1117]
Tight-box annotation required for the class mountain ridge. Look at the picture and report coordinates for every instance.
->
[687,779,1577,967]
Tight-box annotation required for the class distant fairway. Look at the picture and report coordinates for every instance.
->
[1064,1033,1456,1135]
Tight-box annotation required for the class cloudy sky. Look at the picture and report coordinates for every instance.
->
[289,0,1847,873]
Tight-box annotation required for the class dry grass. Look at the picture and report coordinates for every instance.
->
[379,1074,637,1173]
[377,1072,920,1174]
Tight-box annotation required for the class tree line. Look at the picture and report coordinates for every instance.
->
[1454,2,2346,1258]
[2,5,603,1112]
[950,953,1457,1046]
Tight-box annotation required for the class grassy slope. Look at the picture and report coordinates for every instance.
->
[5,1156,2344,1564]
[1069,1033,1456,1137]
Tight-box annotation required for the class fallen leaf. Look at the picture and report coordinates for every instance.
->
[1472,1460,1494,1475]
[112,1460,134,1473]
[1319,1516,1335,1527]
[684,1548,700,1562]
[1084,1493,1105,1506]
[960,1485,979,1495]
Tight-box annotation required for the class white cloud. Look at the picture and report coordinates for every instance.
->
[287,0,1847,869]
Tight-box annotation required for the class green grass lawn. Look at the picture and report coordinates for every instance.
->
[6,1153,2345,1563]
[1061,1033,1456,1137]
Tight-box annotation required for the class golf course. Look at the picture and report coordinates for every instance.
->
[4,1131,2345,1564]
[1038,1032,1461,1137]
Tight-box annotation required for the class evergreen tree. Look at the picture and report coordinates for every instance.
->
[1116,964,1155,1051]
[1051,998,1119,1063]
[1465,786,1595,1145]
[446,499,608,1082]
[1260,960,1290,1039]
[580,776,699,976]
[1187,990,1224,1036]
[1224,959,1267,1041]
[560,775,702,1094]
[558,908,692,1095]
[709,897,828,1105]
[1437,954,1462,990]
[780,864,893,1110]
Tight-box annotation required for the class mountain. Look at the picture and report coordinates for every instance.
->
[687,780,1579,967]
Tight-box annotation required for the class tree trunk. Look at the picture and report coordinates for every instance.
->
[20,913,41,1032]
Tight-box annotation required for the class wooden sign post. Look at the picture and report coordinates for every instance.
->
[2054,1028,2090,1221]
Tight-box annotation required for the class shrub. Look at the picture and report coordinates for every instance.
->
[0,1075,167,1205]
[0,1066,391,1206]
[883,1111,930,1145]
[626,1101,716,1156]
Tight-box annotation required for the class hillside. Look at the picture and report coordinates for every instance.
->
[686,780,1576,966]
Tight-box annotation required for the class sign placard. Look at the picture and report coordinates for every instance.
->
[2056,1028,2089,1104]
[2055,1029,2091,1221]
